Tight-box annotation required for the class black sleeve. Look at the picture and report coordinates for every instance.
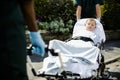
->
[74,0,82,7]
[95,0,104,5]
[18,0,32,3]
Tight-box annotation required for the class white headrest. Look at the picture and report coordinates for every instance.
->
[72,18,106,43]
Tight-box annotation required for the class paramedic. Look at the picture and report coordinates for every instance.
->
[74,0,104,21]
[0,0,45,80]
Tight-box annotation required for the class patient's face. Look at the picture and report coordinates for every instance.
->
[85,20,96,31]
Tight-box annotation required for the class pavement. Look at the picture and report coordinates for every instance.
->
[102,40,120,64]
[27,40,120,80]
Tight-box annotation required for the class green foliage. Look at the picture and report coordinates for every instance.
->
[102,0,120,30]
[37,18,74,34]
[34,0,120,30]
[34,0,76,22]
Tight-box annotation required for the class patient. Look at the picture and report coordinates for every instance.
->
[68,18,100,47]
[84,18,96,31]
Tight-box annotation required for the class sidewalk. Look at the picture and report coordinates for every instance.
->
[103,40,120,64]
[27,40,120,80]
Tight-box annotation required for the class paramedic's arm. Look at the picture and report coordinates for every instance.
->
[96,4,101,21]
[20,0,38,31]
[20,0,45,56]
[76,6,82,21]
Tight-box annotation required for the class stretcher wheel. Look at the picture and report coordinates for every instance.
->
[102,69,110,79]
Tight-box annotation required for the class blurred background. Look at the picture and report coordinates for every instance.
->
[26,0,120,43]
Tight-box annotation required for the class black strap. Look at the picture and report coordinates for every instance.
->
[70,36,94,43]
[73,36,94,42]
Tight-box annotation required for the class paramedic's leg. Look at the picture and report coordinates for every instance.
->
[0,25,28,80]
[97,54,105,76]
[101,54,105,76]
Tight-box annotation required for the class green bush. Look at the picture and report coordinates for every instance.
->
[102,0,120,30]
[37,18,74,34]
[34,0,76,22]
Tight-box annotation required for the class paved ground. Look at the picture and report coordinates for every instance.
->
[27,40,120,80]
[103,40,120,80]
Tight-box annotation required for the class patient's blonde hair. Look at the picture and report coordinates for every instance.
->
[84,18,97,31]
[85,18,96,25]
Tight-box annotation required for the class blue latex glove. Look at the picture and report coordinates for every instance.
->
[97,18,100,22]
[29,31,45,56]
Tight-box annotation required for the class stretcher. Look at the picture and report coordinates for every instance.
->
[27,19,110,80]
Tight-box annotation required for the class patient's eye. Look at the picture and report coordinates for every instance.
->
[91,24,94,26]
[87,23,90,25]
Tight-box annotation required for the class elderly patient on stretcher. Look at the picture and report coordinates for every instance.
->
[38,18,106,78]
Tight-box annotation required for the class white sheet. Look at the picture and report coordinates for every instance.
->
[39,55,99,78]
[38,39,100,78]
[48,40,100,64]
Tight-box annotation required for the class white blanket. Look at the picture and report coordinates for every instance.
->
[39,56,99,78]
[38,40,100,78]
[48,40,100,63]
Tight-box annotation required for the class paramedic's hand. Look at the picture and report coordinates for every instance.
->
[29,31,45,56]
[97,18,100,22]
[77,18,81,22]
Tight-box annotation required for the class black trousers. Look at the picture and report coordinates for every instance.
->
[0,24,28,80]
